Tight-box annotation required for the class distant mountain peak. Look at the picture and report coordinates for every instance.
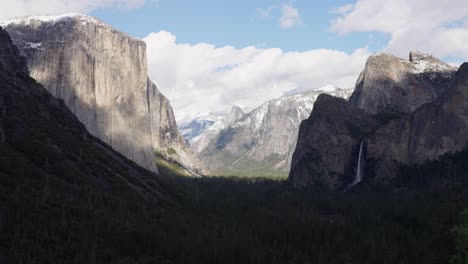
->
[180,105,245,148]
[198,88,354,176]
[284,84,341,96]
[229,105,245,124]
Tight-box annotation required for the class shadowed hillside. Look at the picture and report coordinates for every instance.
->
[0,26,177,263]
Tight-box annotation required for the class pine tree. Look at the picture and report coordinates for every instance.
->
[451,209,468,264]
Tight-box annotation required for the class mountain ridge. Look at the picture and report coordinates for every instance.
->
[199,87,353,177]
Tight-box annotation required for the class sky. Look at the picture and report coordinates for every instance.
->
[1,0,468,122]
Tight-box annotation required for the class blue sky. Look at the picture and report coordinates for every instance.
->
[90,0,387,53]
[91,0,386,52]
[2,0,468,121]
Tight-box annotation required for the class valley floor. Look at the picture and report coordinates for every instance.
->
[153,176,466,264]
[2,150,468,264]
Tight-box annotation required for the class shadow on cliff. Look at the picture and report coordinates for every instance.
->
[45,72,159,172]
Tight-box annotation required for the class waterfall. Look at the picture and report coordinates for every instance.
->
[347,140,364,190]
[355,140,364,183]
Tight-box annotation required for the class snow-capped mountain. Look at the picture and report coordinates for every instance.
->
[179,114,224,144]
[284,84,340,96]
[199,87,353,177]
[184,106,245,153]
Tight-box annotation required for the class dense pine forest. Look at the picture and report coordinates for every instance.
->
[2,144,468,263]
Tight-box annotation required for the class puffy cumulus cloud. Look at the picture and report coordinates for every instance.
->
[144,31,370,121]
[280,4,301,29]
[0,0,154,20]
[330,0,468,59]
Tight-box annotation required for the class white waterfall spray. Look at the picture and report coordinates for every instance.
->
[347,140,364,190]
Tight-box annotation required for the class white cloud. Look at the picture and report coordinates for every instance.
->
[258,5,275,18]
[258,3,301,29]
[330,4,354,14]
[144,31,370,122]
[330,0,468,59]
[0,0,154,20]
[280,4,301,29]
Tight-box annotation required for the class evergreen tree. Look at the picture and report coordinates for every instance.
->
[451,209,468,264]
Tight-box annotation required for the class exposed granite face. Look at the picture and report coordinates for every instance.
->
[200,88,353,177]
[2,14,203,174]
[289,56,467,189]
[228,106,245,124]
[2,15,156,172]
[349,52,456,115]
[0,26,169,203]
[147,79,204,173]
[367,63,468,181]
[288,94,380,189]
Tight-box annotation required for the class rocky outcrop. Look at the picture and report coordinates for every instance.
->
[289,53,466,189]
[349,51,456,115]
[367,63,468,181]
[200,88,353,177]
[0,26,169,203]
[228,105,245,124]
[2,14,203,173]
[147,78,204,172]
[289,94,380,189]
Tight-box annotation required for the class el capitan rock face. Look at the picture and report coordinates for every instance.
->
[0,27,176,263]
[0,26,169,203]
[349,51,456,115]
[2,14,203,173]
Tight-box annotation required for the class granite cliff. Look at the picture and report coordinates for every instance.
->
[349,51,456,114]
[290,52,465,189]
[289,94,380,188]
[2,14,202,173]
[0,26,174,262]
[367,63,468,181]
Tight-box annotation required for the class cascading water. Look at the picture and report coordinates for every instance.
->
[347,140,364,190]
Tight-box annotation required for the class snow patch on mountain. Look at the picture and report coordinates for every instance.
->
[182,106,245,152]
[410,51,457,74]
[198,87,355,176]
[1,13,101,27]
[1,14,140,41]
[234,87,352,132]
[179,114,225,143]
